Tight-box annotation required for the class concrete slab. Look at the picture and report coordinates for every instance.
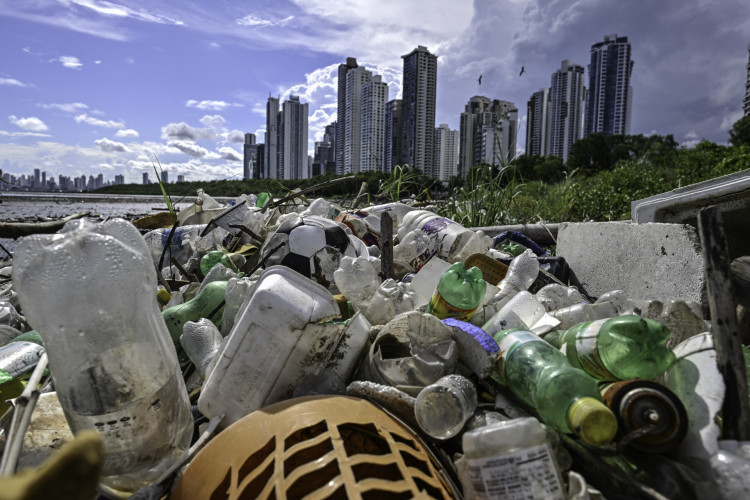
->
[631,168,750,260]
[556,222,706,312]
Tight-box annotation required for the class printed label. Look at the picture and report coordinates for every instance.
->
[427,292,478,321]
[0,341,44,378]
[574,319,617,380]
[495,331,544,385]
[466,443,564,500]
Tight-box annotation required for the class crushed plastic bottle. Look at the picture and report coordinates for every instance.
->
[415,374,477,439]
[12,218,193,495]
[397,209,491,263]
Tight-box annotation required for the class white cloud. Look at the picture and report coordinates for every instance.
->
[9,115,49,132]
[199,114,227,130]
[236,14,294,28]
[115,128,139,138]
[74,113,125,128]
[58,56,83,69]
[168,140,211,158]
[94,60,102,64]
[39,102,89,113]
[0,130,52,138]
[95,137,129,153]
[186,99,242,111]
[67,0,184,25]
[0,77,29,87]
[226,130,245,143]
[218,146,242,161]
[161,122,215,141]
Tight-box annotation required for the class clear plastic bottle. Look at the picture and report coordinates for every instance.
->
[426,262,486,321]
[414,374,477,439]
[492,328,618,446]
[559,315,676,381]
[397,210,491,262]
[461,417,565,500]
[489,249,539,307]
[549,301,619,330]
[482,291,546,336]
[13,218,193,495]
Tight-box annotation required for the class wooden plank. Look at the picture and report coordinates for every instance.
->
[698,205,750,440]
[731,256,750,309]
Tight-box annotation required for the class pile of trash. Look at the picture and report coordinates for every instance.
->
[0,189,746,499]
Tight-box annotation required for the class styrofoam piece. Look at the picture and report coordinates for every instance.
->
[664,332,723,461]
[198,266,341,427]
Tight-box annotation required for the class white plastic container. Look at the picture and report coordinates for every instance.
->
[198,266,348,427]
[461,417,565,500]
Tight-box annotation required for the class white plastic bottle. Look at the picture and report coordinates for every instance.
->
[461,417,565,500]
[397,210,491,263]
[13,218,193,495]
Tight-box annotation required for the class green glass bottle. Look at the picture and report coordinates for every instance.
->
[199,250,239,275]
[559,315,675,381]
[425,262,486,321]
[493,328,618,446]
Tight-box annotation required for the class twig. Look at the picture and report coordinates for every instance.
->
[379,212,394,281]
[0,242,11,258]
[261,175,356,213]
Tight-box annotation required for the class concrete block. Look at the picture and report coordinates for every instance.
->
[631,168,750,259]
[556,222,706,311]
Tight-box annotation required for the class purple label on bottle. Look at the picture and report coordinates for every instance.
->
[421,217,454,235]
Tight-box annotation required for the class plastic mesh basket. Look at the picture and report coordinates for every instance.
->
[171,395,456,499]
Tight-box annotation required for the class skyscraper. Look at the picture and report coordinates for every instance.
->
[360,75,388,172]
[459,96,517,176]
[434,124,459,181]
[401,46,438,177]
[243,133,261,179]
[384,99,403,173]
[344,66,373,173]
[547,60,586,162]
[585,34,634,137]
[279,95,309,180]
[744,43,750,116]
[526,88,550,157]
[265,96,279,179]
[336,57,358,175]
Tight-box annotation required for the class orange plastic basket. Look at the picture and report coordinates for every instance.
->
[171,395,457,499]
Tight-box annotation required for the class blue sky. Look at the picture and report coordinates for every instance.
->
[1,0,749,184]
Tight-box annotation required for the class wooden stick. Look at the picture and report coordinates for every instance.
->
[379,212,394,281]
[0,211,91,239]
[698,205,750,440]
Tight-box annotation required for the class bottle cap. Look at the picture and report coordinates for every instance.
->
[568,397,618,446]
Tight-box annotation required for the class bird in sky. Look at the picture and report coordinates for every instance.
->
[478,74,482,85]
[519,66,525,76]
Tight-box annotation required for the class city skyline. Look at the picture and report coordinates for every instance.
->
[1,0,749,183]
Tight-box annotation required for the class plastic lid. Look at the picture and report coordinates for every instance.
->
[567,397,618,446]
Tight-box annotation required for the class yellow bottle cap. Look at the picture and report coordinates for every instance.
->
[157,288,172,306]
[567,397,618,446]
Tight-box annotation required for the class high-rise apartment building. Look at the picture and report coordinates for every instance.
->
[344,66,373,173]
[547,60,586,162]
[160,170,168,184]
[279,95,309,180]
[336,57,359,175]
[459,96,517,176]
[360,75,388,172]
[142,172,149,184]
[243,133,261,179]
[33,168,40,189]
[265,96,279,179]
[384,99,403,173]
[526,88,550,157]
[401,46,438,177]
[434,124,459,181]
[744,43,750,116]
[585,34,634,137]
